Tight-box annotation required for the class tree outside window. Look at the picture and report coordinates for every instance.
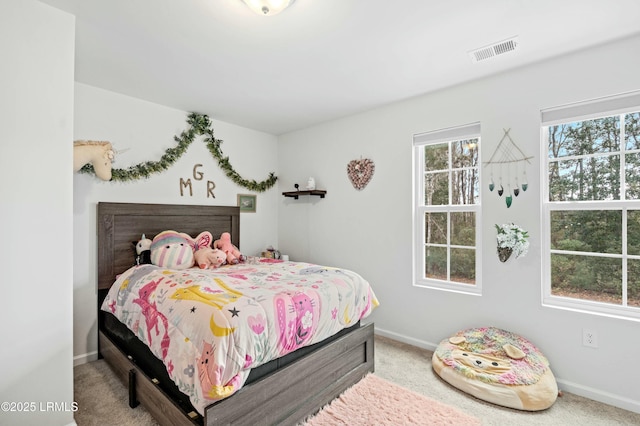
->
[544,106,640,317]
[414,123,481,293]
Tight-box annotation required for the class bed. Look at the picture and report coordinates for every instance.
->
[96,202,377,425]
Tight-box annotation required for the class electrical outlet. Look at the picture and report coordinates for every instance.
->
[582,328,598,348]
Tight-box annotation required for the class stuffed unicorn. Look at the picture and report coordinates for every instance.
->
[73,140,115,181]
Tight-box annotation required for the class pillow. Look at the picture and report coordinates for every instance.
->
[148,230,213,270]
[150,230,196,270]
[432,327,558,411]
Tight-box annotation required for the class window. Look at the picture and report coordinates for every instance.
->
[413,123,481,294]
[542,91,640,320]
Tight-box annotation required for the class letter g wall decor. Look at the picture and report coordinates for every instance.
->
[77,113,277,192]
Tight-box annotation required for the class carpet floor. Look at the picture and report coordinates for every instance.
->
[303,373,480,425]
[74,334,640,425]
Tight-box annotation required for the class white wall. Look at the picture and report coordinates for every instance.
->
[72,83,280,363]
[278,34,640,413]
[0,1,75,425]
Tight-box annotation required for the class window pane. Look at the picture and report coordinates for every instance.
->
[425,246,447,280]
[625,112,640,150]
[450,212,475,246]
[544,106,640,317]
[450,248,475,285]
[425,212,447,245]
[550,210,621,254]
[424,143,448,171]
[548,117,620,159]
[625,153,640,199]
[416,130,479,291]
[549,155,620,201]
[551,253,622,304]
[425,172,448,205]
[452,169,479,205]
[452,139,478,169]
[628,259,640,308]
[628,210,640,256]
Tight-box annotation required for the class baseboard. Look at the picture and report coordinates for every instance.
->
[556,378,640,414]
[373,326,438,351]
[73,350,98,366]
[374,326,640,415]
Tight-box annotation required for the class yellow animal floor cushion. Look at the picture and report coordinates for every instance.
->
[432,327,558,411]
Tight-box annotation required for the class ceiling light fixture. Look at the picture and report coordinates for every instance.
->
[242,0,295,16]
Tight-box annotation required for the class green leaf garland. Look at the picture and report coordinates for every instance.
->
[79,112,277,192]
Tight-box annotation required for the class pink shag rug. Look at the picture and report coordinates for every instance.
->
[304,374,480,426]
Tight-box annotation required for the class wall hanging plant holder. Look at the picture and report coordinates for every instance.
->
[497,246,513,262]
[495,223,530,261]
[484,128,533,208]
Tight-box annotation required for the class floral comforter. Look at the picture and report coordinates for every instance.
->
[101,257,379,415]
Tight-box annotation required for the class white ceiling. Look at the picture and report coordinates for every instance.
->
[40,0,640,135]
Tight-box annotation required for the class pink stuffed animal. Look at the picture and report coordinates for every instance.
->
[194,247,226,269]
[213,232,246,265]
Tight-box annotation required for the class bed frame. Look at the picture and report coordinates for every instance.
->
[96,202,374,425]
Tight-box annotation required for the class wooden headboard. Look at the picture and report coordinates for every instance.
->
[97,202,240,291]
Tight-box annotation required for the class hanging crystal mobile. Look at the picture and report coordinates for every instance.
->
[489,168,495,191]
[506,184,513,207]
[483,128,533,208]
[513,162,520,197]
[521,169,528,191]
[505,165,513,207]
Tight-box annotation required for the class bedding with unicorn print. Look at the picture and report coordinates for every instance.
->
[101,256,379,415]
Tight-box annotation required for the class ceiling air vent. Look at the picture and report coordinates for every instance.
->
[469,36,519,63]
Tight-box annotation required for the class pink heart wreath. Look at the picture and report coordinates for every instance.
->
[347,158,375,190]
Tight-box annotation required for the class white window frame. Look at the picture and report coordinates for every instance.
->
[413,122,482,295]
[541,90,640,321]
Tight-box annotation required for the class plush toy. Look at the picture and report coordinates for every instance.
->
[133,234,152,265]
[194,247,227,269]
[191,231,214,253]
[213,232,246,265]
[73,140,115,181]
[150,230,215,270]
[150,230,197,270]
[432,327,558,411]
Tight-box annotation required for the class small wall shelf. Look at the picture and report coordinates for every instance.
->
[282,190,327,199]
